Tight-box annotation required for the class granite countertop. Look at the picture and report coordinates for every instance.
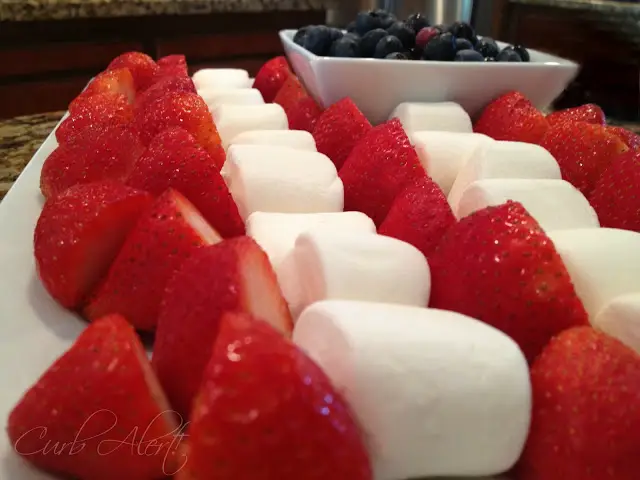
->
[0,0,327,22]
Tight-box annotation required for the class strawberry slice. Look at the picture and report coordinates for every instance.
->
[428,201,589,363]
[7,314,182,480]
[35,181,153,309]
[68,91,131,116]
[175,312,372,480]
[77,67,136,104]
[252,55,291,103]
[313,97,372,170]
[287,96,323,132]
[516,326,640,480]
[546,103,606,126]
[107,51,160,92]
[133,75,196,115]
[474,91,549,144]
[84,189,222,331]
[340,118,427,226]
[606,125,640,150]
[588,149,640,232]
[126,128,244,238]
[540,121,628,196]
[378,176,456,258]
[274,75,307,116]
[41,124,145,198]
[153,236,292,418]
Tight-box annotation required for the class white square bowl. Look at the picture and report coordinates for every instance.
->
[280,29,579,125]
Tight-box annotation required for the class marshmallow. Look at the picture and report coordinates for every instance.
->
[294,301,531,479]
[548,228,640,319]
[213,104,288,148]
[198,88,264,110]
[390,102,473,134]
[191,68,251,90]
[456,179,599,231]
[411,131,494,194]
[229,130,317,152]
[594,293,640,354]
[226,145,343,219]
[448,141,562,212]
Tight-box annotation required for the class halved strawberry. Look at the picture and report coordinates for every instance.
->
[252,55,291,103]
[133,75,196,115]
[84,189,221,331]
[474,91,549,144]
[274,75,307,116]
[68,91,131,116]
[428,201,589,363]
[606,126,640,150]
[7,314,182,480]
[153,236,292,418]
[287,96,323,132]
[77,67,136,104]
[378,176,456,258]
[546,103,606,127]
[340,118,427,226]
[176,312,372,480]
[35,181,153,309]
[107,51,160,92]
[126,128,244,238]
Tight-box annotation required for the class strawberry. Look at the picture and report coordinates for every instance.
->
[340,118,426,226]
[157,54,189,77]
[68,91,131,116]
[77,67,136,104]
[126,128,244,238]
[252,55,291,103]
[133,75,196,115]
[153,237,292,418]
[546,103,606,126]
[474,91,549,144]
[41,124,145,198]
[540,121,628,197]
[516,326,640,480]
[287,95,323,132]
[35,182,153,309]
[588,149,640,232]
[313,97,372,170]
[378,176,456,258]
[84,189,221,331]
[606,125,640,150]
[135,91,225,167]
[428,201,589,363]
[107,51,160,92]
[175,312,372,480]
[7,314,182,480]
[273,75,307,116]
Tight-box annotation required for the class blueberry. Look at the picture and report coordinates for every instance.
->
[485,57,496,62]
[476,37,500,58]
[513,45,530,62]
[293,26,311,46]
[374,35,404,59]
[346,21,357,33]
[355,10,384,35]
[409,46,423,59]
[496,46,522,62]
[303,25,334,56]
[344,32,360,42]
[329,36,360,58]
[422,32,456,61]
[455,38,474,51]
[406,13,430,33]
[329,28,344,42]
[385,52,409,60]
[387,21,416,49]
[375,9,397,29]
[359,28,388,57]
[454,49,484,62]
[448,21,475,41]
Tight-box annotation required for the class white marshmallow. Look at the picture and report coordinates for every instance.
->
[548,228,640,319]
[213,104,289,149]
[229,130,316,151]
[594,293,640,353]
[192,68,251,90]
[390,102,473,134]
[448,140,562,213]
[226,145,343,219]
[198,88,264,110]
[456,179,600,231]
[294,301,531,479]
[411,131,494,194]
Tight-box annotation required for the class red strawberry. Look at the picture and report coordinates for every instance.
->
[313,97,372,169]
[35,182,153,309]
[133,75,196,115]
[606,125,640,150]
[68,91,131,116]
[474,91,549,144]
[287,95,323,132]
[153,237,292,418]
[252,55,292,103]
[378,176,456,258]
[540,121,628,196]
[340,118,426,226]
[126,128,244,238]
[175,312,372,480]
[7,314,182,480]
[77,67,136,104]
[428,201,589,363]
[41,124,145,198]
[157,54,189,77]
[84,189,221,331]
[546,103,606,127]
[107,51,160,92]
[516,326,640,480]
[588,149,640,232]
[135,91,225,168]
[274,75,307,115]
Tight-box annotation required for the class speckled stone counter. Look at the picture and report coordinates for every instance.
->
[0,0,327,22]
